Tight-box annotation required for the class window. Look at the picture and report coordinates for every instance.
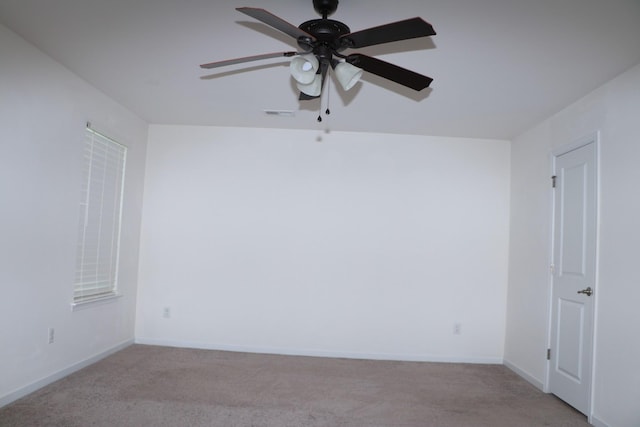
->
[73,126,127,305]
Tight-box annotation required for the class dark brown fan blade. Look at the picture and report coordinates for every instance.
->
[200,51,299,69]
[339,17,435,49]
[346,54,433,91]
[237,7,316,41]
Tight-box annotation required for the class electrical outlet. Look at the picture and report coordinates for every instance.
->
[48,328,55,344]
[163,307,171,319]
[453,323,462,335]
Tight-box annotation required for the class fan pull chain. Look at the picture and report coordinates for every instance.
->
[317,86,322,122]
[325,79,331,116]
[317,79,331,122]
[316,93,323,122]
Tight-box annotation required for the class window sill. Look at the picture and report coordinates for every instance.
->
[71,293,123,311]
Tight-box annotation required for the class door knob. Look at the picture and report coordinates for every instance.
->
[577,287,593,296]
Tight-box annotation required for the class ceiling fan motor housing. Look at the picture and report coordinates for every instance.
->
[297,19,351,56]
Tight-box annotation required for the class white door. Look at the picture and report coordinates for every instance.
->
[549,140,597,415]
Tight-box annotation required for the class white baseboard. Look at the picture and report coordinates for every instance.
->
[0,339,134,408]
[590,415,609,427]
[134,337,504,365]
[503,358,545,391]
[503,360,612,426]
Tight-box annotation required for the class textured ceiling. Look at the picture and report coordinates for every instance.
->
[1,0,639,139]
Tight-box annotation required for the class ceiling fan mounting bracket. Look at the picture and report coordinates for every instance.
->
[313,0,339,18]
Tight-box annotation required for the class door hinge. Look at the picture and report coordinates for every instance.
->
[551,175,557,188]
[547,348,551,360]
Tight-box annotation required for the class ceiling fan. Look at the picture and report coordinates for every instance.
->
[200,0,436,101]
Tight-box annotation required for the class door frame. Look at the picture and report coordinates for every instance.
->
[544,132,601,421]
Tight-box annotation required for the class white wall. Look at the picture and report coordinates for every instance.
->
[0,25,147,404]
[136,125,510,363]
[505,63,640,427]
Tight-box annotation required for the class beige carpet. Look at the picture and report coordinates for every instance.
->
[0,344,589,427]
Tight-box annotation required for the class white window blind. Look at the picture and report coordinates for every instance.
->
[73,126,127,304]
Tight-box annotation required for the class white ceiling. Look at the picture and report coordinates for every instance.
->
[1,0,639,139]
